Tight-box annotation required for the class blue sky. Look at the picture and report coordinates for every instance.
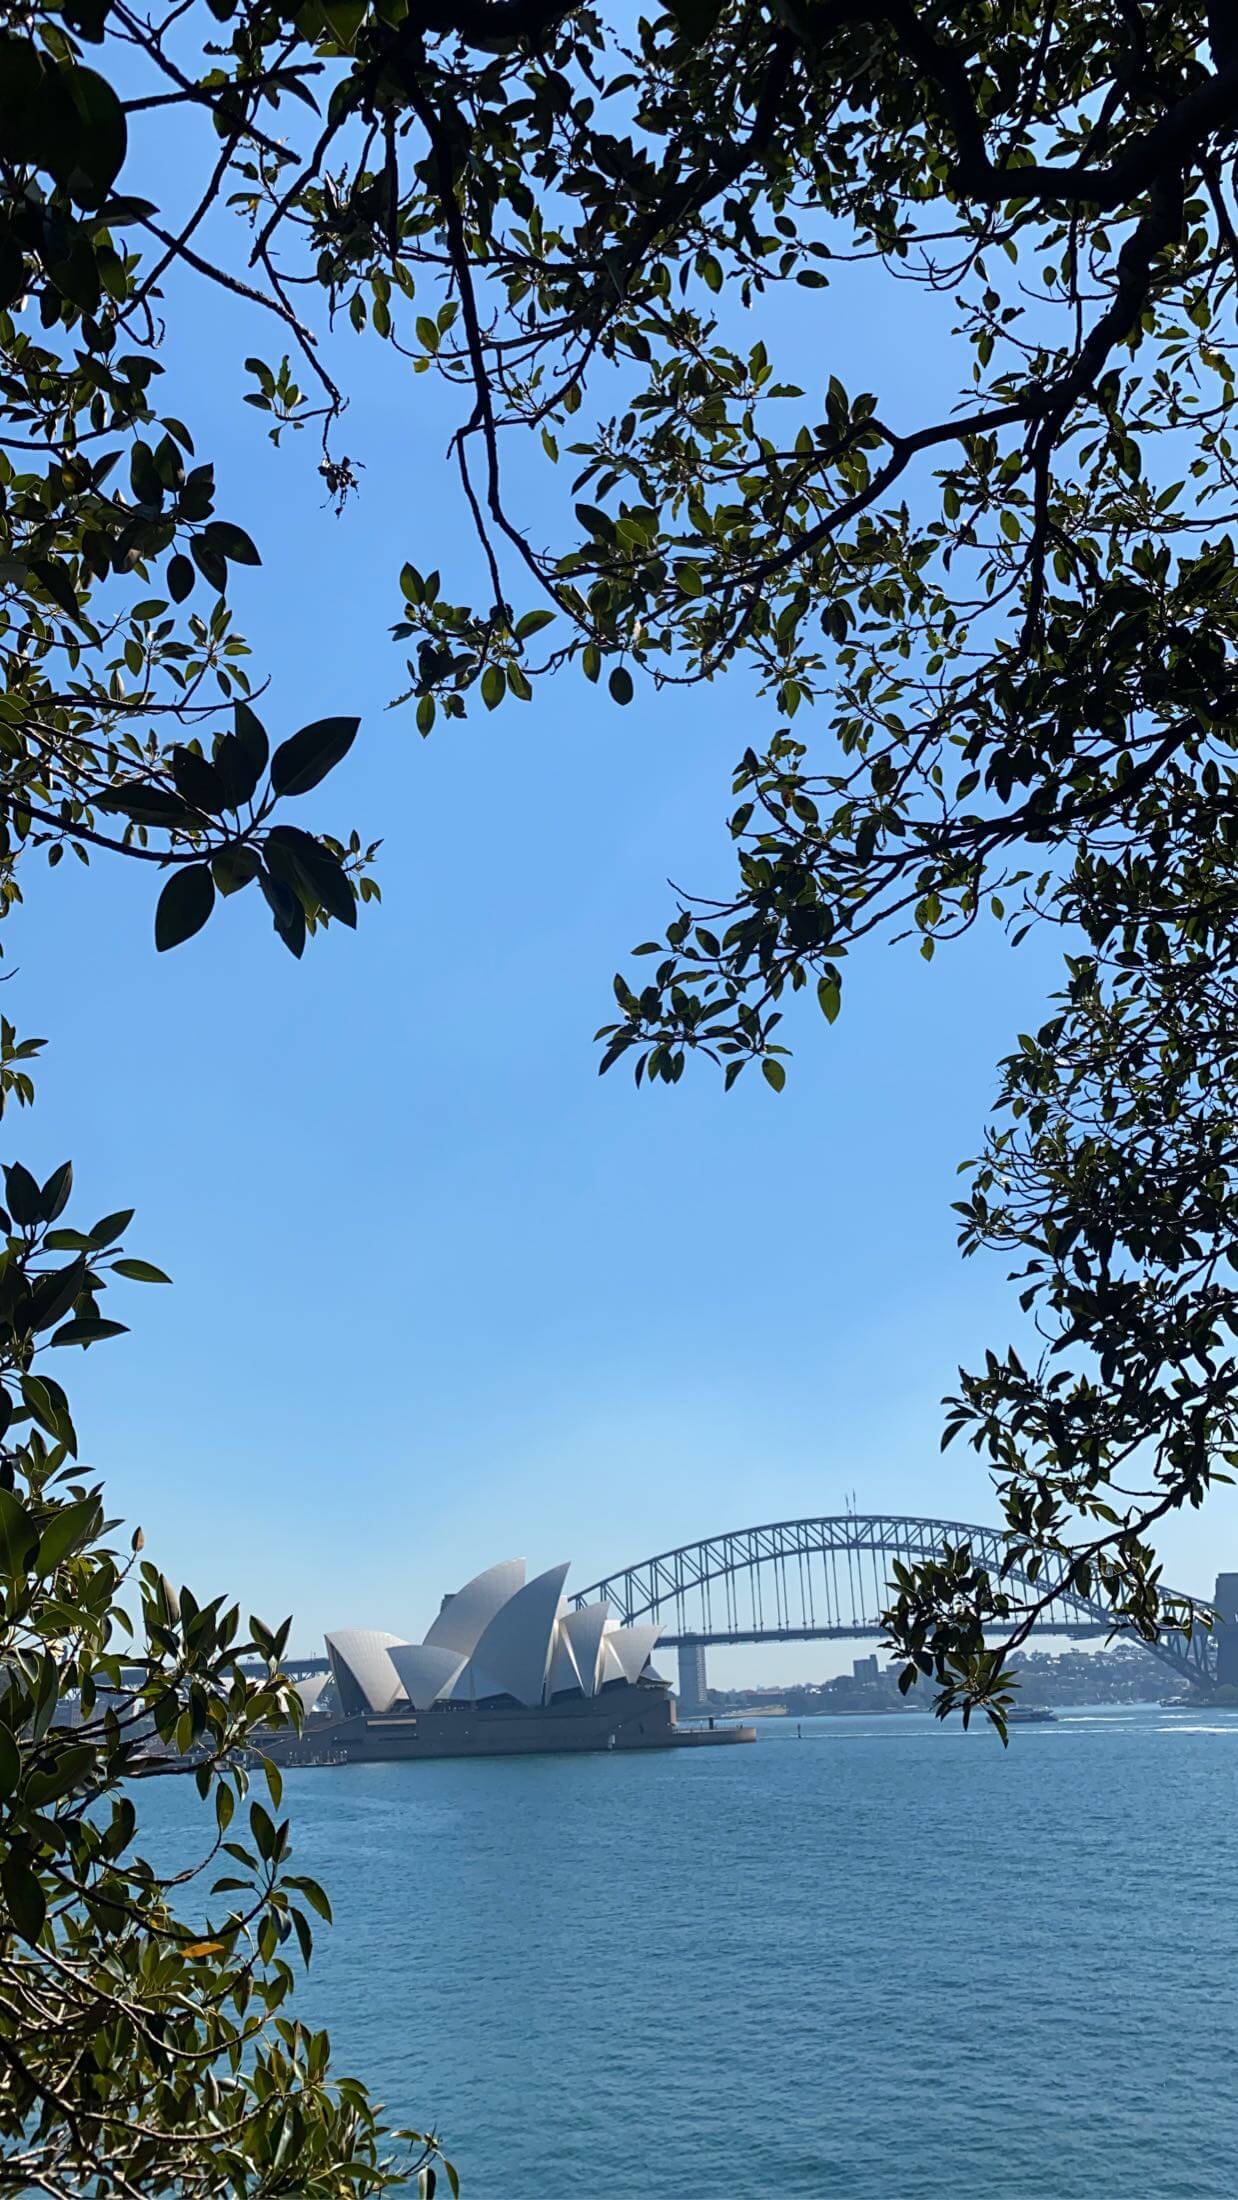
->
[15,99,1237,1683]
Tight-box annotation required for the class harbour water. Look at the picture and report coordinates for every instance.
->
[148,1705,1238,2195]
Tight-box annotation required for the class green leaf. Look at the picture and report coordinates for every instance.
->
[0,1724,19,1799]
[201,519,261,566]
[31,559,80,620]
[817,976,841,1023]
[167,552,194,602]
[29,1258,88,1332]
[762,1058,786,1092]
[260,869,306,958]
[64,62,128,208]
[110,1258,171,1284]
[51,1316,129,1347]
[96,783,194,829]
[190,535,227,593]
[264,828,356,928]
[0,1488,37,1575]
[26,1744,96,1807]
[217,702,269,808]
[130,441,163,507]
[36,1497,98,1576]
[608,666,634,705]
[250,1799,276,1860]
[40,1161,73,1221]
[667,0,726,43]
[211,844,261,897]
[171,746,229,815]
[288,1873,332,1923]
[269,717,359,798]
[292,1907,314,1968]
[155,865,215,952]
[1,1853,46,1944]
[4,1161,42,1227]
[90,1210,133,1247]
[20,1375,63,1438]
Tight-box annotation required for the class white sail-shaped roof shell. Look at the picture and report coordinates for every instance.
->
[561,1602,610,1697]
[324,1629,408,1713]
[387,1641,468,1710]
[601,1622,662,1685]
[546,1614,582,1698]
[422,1558,526,1657]
[455,1561,570,1706]
[295,1672,331,1716]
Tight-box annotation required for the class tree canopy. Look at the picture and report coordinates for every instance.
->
[0,1079,454,2190]
[0,27,1235,2156]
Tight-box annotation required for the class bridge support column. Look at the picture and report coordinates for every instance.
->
[677,1643,708,1714]
[1214,1575,1238,1688]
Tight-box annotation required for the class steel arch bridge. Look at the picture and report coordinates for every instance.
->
[572,1513,1218,1688]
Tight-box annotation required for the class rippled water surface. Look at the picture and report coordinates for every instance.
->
[147,1706,1238,2196]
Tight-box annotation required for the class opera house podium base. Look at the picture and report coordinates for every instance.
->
[264,1680,757,1767]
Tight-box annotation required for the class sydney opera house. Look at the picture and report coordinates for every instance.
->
[269,1558,752,1763]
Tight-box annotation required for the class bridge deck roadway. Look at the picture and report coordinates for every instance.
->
[658,1623,1115,1649]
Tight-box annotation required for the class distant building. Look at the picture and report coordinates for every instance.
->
[852,1655,879,1682]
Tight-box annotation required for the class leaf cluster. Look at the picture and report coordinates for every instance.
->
[0,1118,453,2193]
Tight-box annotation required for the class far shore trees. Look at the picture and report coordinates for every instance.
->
[1,0,1236,2173]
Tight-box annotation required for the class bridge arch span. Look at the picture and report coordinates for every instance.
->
[572,1513,1215,1691]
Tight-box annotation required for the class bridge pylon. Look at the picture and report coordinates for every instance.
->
[677,1642,708,1715]
[1214,1575,1238,1687]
